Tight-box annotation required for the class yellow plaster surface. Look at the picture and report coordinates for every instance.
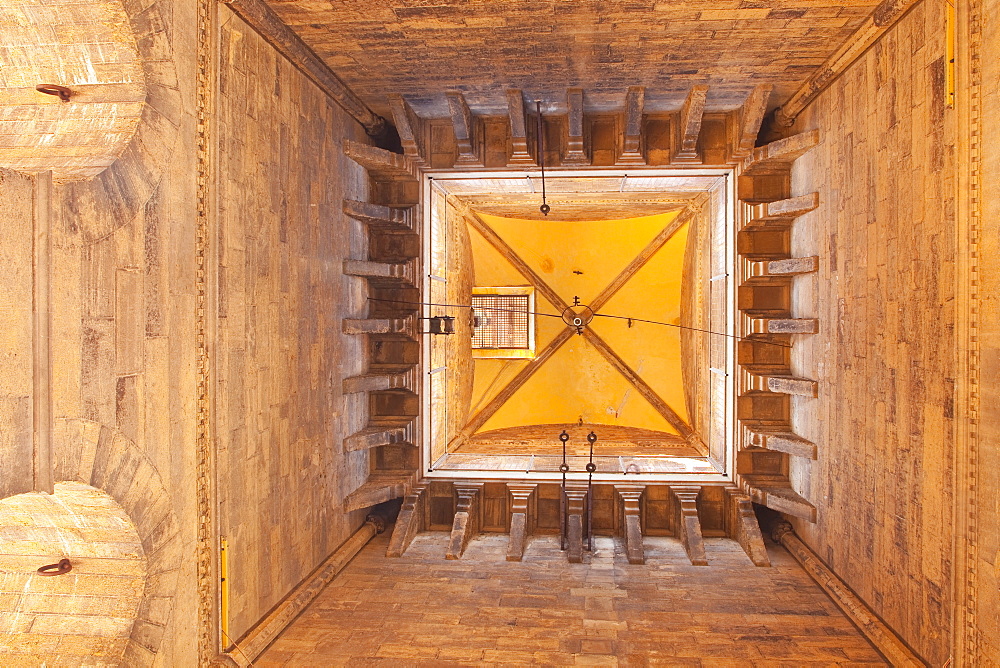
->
[468,211,688,437]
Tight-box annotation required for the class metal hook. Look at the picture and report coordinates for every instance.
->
[37,558,72,576]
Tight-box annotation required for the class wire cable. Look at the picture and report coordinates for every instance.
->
[367,296,794,349]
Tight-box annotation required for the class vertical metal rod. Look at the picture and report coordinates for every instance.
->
[586,431,597,552]
[535,101,549,215]
[559,430,569,551]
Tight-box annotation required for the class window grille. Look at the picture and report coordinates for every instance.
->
[472,294,530,349]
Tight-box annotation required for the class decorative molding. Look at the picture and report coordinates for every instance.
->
[954,0,982,660]
[772,0,923,126]
[222,0,385,135]
[195,0,217,659]
[773,522,923,665]
[227,518,383,665]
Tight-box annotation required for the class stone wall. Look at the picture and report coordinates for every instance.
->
[0,168,35,498]
[786,0,956,662]
[213,7,372,642]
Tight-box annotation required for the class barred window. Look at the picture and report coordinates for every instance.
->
[472,294,530,349]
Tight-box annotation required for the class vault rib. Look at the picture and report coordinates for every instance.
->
[589,204,699,314]
[463,208,570,312]
[582,327,699,448]
[451,327,576,446]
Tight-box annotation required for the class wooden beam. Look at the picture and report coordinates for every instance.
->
[672,486,707,565]
[616,485,645,564]
[386,485,425,557]
[675,85,709,162]
[506,484,536,561]
[583,328,695,440]
[725,489,769,567]
[589,205,696,313]
[563,88,588,165]
[446,484,483,559]
[387,94,425,165]
[733,84,773,158]
[446,91,482,166]
[772,0,923,126]
[464,211,569,312]
[505,89,535,166]
[456,327,575,440]
[222,0,385,134]
[564,486,589,563]
[618,86,646,165]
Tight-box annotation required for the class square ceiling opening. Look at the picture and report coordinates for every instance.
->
[421,169,736,482]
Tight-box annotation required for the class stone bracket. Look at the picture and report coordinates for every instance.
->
[742,423,817,459]
[343,139,418,181]
[386,484,426,557]
[343,259,416,286]
[671,485,708,565]
[615,485,645,564]
[725,489,769,567]
[563,88,588,165]
[506,483,537,562]
[564,486,589,563]
[446,483,484,559]
[446,91,483,166]
[675,85,709,162]
[744,256,819,280]
[617,86,646,165]
[342,367,417,395]
[342,315,416,338]
[387,94,426,166]
[343,421,413,452]
[343,200,414,232]
[505,89,535,166]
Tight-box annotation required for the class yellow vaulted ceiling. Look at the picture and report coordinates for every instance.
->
[466,210,690,439]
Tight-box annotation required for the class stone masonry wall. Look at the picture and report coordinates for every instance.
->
[786,0,956,662]
[214,7,373,642]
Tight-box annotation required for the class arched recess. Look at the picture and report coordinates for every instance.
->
[0,482,147,665]
[42,417,182,666]
[0,0,182,241]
